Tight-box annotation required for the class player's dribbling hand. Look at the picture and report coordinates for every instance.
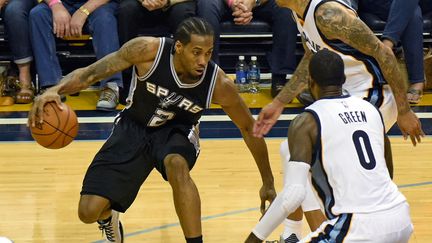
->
[253,100,285,138]
[397,109,424,146]
[28,89,63,128]
[259,184,276,215]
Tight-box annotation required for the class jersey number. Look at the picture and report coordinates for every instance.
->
[148,108,175,127]
[352,130,376,170]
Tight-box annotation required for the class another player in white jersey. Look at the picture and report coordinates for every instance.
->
[252,0,423,241]
[246,49,413,243]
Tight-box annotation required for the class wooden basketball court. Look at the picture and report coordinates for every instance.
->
[0,137,431,242]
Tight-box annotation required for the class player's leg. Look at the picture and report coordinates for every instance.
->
[79,115,154,242]
[153,126,202,242]
[164,153,202,240]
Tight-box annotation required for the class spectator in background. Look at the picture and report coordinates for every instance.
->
[117,0,195,104]
[359,0,425,104]
[197,0,298,98]
[29,0,123,111]
[3,0,38,104]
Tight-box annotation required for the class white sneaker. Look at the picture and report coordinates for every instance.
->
[0,237,14,243]
[97,210,124,243]
[96,83,119,111]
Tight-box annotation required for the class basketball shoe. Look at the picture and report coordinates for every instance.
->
[97,210,124,243]
[280,233,300,243]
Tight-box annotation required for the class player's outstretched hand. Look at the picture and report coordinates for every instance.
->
[397,109,424,146]
[253,99,285,138]
[259,183,276,215]
[28,89,63,128]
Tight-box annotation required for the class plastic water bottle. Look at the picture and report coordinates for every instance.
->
[235,55,248,93]
[248,56,261,93]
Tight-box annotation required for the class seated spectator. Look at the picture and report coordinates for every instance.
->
[29,0,122,111]
[359,0,425,104]
[3,0,38,104]
[197,0,298,98]
[117,0,195,104]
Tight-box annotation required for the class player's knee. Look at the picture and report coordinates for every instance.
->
[78,203,101,224]
[164,154,191,185]
[280,139,290,162]
[78,196,107,224]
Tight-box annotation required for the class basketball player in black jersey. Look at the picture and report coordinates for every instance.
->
[28,17,276,243]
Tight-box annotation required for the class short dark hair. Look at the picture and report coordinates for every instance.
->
[309,49,346,87]
[174,17,214,45]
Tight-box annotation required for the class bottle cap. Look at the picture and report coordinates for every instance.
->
[239,56,245,60]
[251,56,257,61]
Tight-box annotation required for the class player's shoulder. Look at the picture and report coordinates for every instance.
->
[291,111,316,131]
[120,36,161,64]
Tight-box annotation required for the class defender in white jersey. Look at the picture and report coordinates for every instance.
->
[247,49,413,243]
[252,0,423,241]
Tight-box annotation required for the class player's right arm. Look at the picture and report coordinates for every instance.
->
[314,2,424,145]
[253,46,312,137]
[28,37,160,127]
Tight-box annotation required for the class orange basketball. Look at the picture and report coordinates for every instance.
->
[30,102,79,149]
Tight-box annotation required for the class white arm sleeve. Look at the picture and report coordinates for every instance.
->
[252,162,310,240]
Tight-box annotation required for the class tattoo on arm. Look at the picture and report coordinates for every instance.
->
[315,3,410,114]
[58,37,153,95]
[275,51,311,104]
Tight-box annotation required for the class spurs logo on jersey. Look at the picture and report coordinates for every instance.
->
[293,0,386,103]
[145,81,203,113]
[123,37,218,128]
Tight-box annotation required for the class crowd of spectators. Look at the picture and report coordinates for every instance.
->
[0,0,430,107]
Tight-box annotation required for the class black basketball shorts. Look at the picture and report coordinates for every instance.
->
[80,115,200,212]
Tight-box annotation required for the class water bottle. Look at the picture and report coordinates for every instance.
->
[247,56,261,93]
[235,55,248,93]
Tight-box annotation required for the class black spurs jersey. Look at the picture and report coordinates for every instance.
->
[122,37,219,129]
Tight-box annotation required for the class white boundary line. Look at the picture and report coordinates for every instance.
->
[2,112,432,125]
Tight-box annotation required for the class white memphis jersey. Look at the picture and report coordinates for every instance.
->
[306,96,406,219]
[293,0,386,102]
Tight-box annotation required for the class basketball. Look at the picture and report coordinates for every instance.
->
[30,102,79,149]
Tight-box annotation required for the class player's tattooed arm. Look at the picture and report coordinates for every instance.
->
[315,2,410,114]
[55,37,159,95]
[274,45,312,104]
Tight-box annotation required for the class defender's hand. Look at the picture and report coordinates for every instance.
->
[253,100,285,138]
[28,89,63,127]
[397,110,424,146]
[259,183,276,215]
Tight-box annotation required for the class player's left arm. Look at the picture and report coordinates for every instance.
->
[212,69,276,212]
[282,111,317,212]
[315,2,424,145]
